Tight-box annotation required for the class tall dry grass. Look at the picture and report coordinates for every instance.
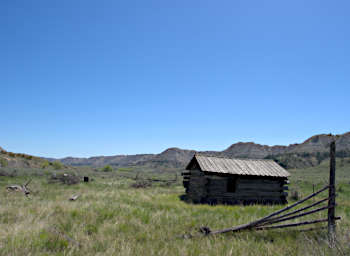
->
[0,166,349,256]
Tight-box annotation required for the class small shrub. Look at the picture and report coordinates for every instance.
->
[0,157,8,167]
[0,169,9,176]
[101,165,113,172]
[52,161,64,170]
[131,180,152,189]
[85,223,98,235]
[24,154,33,160]
[41,160,50,169]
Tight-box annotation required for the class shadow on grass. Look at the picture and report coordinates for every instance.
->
[178,194,287,206]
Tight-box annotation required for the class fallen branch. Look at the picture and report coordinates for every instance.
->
[6,179,32,196]
[6,185,23,192]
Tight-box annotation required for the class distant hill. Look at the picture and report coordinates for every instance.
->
[49,132,350,169]
[50,148,196,169]
[0,148,48,168]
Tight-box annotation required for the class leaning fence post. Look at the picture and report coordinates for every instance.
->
[328,140,336,248]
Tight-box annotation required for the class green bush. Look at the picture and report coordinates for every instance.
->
[41,160,50,169]
[0,157,8,167]
[101,165,113,172]
[24,155,33,160]
[52,161,64,170]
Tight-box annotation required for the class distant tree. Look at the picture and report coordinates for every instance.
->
[52,161,64,170]
[24,154,33,160]
[41,160,50,169]
[102,165,113,172]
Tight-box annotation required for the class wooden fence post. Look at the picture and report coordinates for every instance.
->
[328,140,336,248]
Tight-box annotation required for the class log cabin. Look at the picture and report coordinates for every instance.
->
[182,155,290,205]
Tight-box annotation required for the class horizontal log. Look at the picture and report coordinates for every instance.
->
[206,185,289,193]
[207,186,226,191]
[188,189,207,194]
[207,183,226,187]
[189,176,206,180]
[237,183,283,192]
[188,187,207,191]
[206,176,228,181]
[190,170,204,175]
[189,178,206,182]
[206,177,227,184]
[189,183,207,187]
[189,178,207,182]
[190,187,288,198]
[207,189,227,193]
[189,187,207,190]
[188,193,206,196]
[238,178,283,185]
[189,180,207,185]
[205,192,287,198]
[223,191,286,197]
[205,195,284,201]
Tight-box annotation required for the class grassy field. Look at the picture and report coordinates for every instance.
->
[0,160,349,256]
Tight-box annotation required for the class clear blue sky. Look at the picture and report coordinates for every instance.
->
[1,1,349,158]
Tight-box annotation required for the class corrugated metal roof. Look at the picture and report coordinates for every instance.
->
[190,155,290,178]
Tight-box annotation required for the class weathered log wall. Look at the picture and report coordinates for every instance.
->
[183,169,288,205]
[185,170,208,203]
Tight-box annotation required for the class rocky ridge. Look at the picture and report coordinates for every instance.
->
[50,132,350,169]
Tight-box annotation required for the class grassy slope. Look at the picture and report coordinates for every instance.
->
[0,161,349,256]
